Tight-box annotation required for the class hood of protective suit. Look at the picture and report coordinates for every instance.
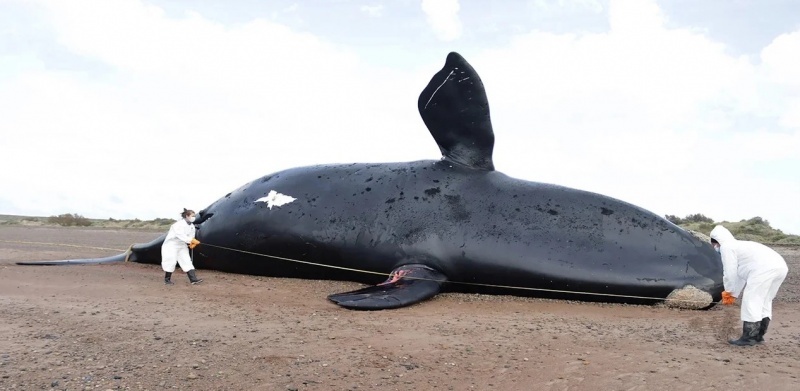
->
[710,225,736,245]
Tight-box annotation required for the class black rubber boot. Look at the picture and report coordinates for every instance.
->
[164,272,174,285]
[755,317,770,343]
[729,321,761,346]
[187,269,203,285]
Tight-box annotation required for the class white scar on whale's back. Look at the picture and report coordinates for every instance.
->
[256,190,297,209]
[424,69,455,109]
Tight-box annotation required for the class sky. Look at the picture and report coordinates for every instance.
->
[1,0,799,235]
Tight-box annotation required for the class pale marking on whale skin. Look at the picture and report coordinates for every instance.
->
[424,69,456,109]
[255,190,297,210]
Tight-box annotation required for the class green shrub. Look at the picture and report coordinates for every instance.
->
[665,213,714,225]
[148,218,174,226]
[671,213,799,245]
[48,213,92,227]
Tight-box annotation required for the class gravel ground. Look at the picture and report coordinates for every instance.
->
[1,226,799,390]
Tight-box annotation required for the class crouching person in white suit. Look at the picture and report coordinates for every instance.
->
[710,225,788,346]
[161,208,203,285]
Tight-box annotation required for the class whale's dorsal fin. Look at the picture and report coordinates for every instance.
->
[418,52,495,171]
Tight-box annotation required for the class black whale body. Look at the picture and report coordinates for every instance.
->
[193,160,721,302]
[19,51,723,310]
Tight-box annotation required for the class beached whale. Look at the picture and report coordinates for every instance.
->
[19,52,723,310]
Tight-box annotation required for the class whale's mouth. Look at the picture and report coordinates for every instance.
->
[662,285,714,310]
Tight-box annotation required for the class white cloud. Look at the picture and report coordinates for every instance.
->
[759,30,800,128]
[421,0,462,41]
[531,0,604,14]
[469,0,800,234]
[1,0,799,235]
[608,0,665,34]
[360,4,383,18]
[0,0,430,222]
[761,30,800,86]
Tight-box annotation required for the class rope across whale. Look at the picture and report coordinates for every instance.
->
[4,239,721,306]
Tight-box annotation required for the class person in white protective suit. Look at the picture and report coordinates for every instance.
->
[710,225,788,346]
[161,208,203,285]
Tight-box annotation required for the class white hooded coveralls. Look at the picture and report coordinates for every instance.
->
[710,225,788,322]
[161,219,197,273]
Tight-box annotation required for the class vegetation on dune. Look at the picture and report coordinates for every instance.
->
[666,214,800,245]
[47,213,92,227]
[0,214,173,230]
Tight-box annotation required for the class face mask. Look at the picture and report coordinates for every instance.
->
[187,216,196,223]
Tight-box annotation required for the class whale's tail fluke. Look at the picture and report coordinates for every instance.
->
[15,253,129,266]
[15,234,166,266]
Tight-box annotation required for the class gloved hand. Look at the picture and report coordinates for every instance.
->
[721,291,735,305]
[189,239,200,249]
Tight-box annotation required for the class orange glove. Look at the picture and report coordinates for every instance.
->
[189,239,200,249]
[721,291,735,305]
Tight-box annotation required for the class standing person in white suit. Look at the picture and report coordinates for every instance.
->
[161,208,203,285]
[710,225,788,346]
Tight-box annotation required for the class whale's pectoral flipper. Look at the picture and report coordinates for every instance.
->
[327,264,447,310]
